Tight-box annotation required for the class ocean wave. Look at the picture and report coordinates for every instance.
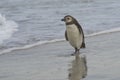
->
[0,14,18,44]
[0,27,120,55]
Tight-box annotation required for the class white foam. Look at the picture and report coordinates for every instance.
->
[0,27,120,55]
[86,27,120,37]
[0,14,18,44]
[0,39,65,54]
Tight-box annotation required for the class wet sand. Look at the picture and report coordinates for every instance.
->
[0,32,120,80]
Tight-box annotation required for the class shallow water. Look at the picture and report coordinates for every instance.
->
[0,32,120,80]
[0,0,120,52]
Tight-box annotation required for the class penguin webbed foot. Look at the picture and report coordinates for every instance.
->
[71,48,80,56]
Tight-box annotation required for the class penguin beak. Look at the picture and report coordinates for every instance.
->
[61,18,65,21]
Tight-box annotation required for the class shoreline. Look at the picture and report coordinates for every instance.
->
[1,27,120,55]
[0,32,120,80]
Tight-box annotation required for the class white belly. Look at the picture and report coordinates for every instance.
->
[66,24,83,49]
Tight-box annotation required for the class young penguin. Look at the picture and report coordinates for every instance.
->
[61,15,85,53]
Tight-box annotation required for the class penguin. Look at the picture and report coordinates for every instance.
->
[61,15,85,53]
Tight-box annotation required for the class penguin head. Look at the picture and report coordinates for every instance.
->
[61,15,77,25]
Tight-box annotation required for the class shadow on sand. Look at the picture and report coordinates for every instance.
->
[68,53,87,80]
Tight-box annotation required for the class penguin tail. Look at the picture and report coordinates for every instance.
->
[81,42,86,48]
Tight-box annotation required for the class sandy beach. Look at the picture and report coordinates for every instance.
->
[0,32,120,80]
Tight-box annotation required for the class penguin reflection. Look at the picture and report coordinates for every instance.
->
[68,54,87,80]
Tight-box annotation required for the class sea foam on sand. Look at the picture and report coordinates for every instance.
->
[1,27,120,55]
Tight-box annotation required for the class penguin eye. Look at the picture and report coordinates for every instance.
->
[65,17,72,22]
[67,17,70,20]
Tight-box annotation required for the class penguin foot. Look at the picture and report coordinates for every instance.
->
[71,51,80,56]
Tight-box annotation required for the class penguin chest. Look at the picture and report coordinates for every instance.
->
[66,24,83,48]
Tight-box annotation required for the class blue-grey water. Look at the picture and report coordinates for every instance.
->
[0,0,120,52]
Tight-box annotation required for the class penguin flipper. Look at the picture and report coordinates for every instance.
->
[65,30,68,41]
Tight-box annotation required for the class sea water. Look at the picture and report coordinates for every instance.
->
[0,0,120,54]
